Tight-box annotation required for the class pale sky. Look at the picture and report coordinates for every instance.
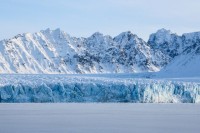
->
[1,0,200,41]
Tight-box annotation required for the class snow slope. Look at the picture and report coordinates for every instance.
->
[159,52,200,77]
[1,28,200,75]
[156,31,200,77]
[0,74,199,103]
[0,28,169,74]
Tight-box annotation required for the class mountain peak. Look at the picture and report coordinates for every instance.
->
[55,28,61,31]
[41,28,51,33]
[52,28,64,35]
[148,28,176,45]
[156,28,172,34]
[40,28,63,34]
[113,31,139,44]
[91,32,103,38]
[117,31,134,36]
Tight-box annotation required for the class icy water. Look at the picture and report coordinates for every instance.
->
[0,103,199,133]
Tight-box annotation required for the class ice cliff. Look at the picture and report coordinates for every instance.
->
[0,74,199,103]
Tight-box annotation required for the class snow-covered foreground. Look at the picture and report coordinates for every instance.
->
[0,103,199,133]
[0,74,200,103]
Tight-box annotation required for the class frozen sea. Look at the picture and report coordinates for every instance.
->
[0,103,199,133]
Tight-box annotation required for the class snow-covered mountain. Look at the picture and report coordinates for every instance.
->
[157,31,200,77]
[0,28,199,74]
[0,28,168,74]
[148,28,182,58]
[148,28,200,58]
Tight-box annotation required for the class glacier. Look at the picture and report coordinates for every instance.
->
[0,74,200,103]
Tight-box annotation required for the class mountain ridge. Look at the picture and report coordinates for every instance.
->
[0,28,199,74]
